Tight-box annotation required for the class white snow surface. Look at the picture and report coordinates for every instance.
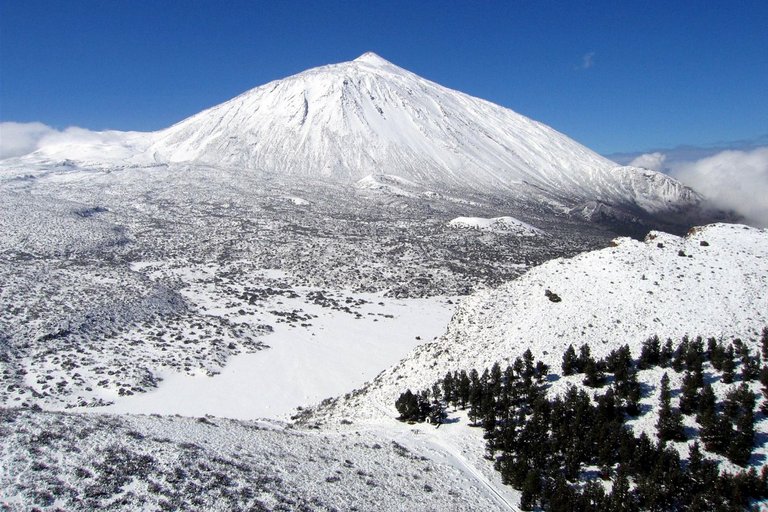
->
[316,223,768,422]
[103,293,454,420]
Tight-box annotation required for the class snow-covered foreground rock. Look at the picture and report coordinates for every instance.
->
[311,223,768,424]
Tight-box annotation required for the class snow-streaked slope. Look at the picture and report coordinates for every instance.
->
[311,223,768,422]
[0,409,509,511]
[144,52,699,214]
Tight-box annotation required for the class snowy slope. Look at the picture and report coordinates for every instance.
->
[0,409,510,511]
[145,52,699,216]
[312,223,768,422]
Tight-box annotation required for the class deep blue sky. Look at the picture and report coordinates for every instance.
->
[1,0,766,154]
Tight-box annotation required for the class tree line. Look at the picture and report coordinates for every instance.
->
[395,327,768,511]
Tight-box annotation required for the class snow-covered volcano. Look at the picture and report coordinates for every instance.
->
[144,52,699,214]
[5,52,709,228]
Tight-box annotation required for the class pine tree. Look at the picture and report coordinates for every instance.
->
[562,344,578,375]
[583,356,605,388]
[608,464,637,511]
[679,370,700,415]
[534,361,549,383]
[395,389,422,421]
[656,373,685,442]
[728,406,755,466]
[624,378,642,417]
[489,362,502,396]
[639,335,661,369]
[685,337,705,375]
[760,365,768,415]
[660,338,674,367]
[428,399,447,425]
[672,336,689,372]
[726,383,756,466]
[687,440,719,499]
[580,481,606,511]
[468,372,483,425]
[519,469,541,511]
[761,327,768,362]
[721,345,735,384]
[431,382,442,402]
[701,411,732,454]
[607,345,633,383]
[441,371,455,406]
[710,339,725,371]
[740,346,760,381]
[522,349,535,380]
[696,383,716,425]
[578,343,592,373]
[705,336,718,362]
[687,441,704,488]
[457,370,471,408]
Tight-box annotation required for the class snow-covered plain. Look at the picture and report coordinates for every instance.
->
[104,291,455,420]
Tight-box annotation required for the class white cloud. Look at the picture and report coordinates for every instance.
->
[669,147,768,227]
[629,152,667,171]
[0,122,58,159]
[0,122,145,162]
[580,52,595,70]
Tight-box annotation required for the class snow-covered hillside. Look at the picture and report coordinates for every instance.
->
[146,53,700,215]
[311,223,768,423]
[0,409,509,511]
[2,53,708,230]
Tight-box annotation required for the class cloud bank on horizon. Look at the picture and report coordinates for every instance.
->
[0,122,60,159]
[0,121,144,161]
[2,121,766,227]
[628,147,768,227]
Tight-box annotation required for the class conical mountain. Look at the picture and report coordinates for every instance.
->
[148,52,700,217]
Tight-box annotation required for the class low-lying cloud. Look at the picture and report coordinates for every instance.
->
[628,152,666,171]
[673,147,768,227]
[630,146,768,227]
[0,121,59,159]
[0,121,138,160]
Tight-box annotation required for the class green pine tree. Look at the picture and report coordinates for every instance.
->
[656,373,685,442]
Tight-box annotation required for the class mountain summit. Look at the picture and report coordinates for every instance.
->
[352,51,393,65]
[146,53,701,223]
